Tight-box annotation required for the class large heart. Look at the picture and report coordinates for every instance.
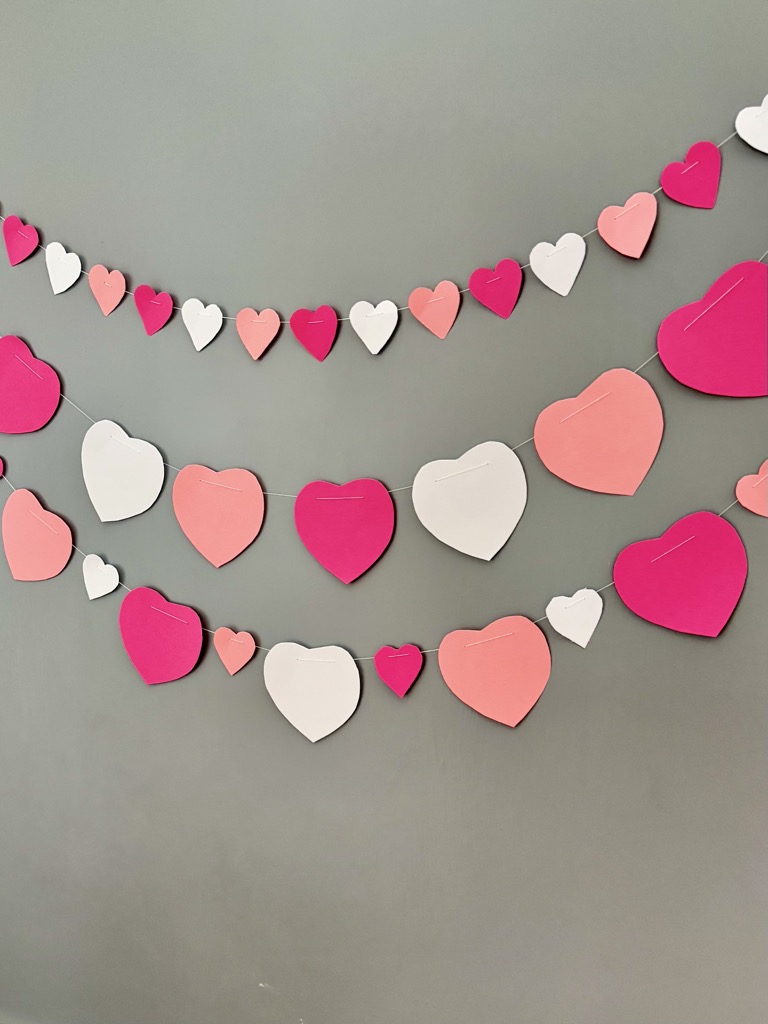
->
[172,464,265,566]
[289,306,338,360]
[2,488,73,581]
[0,335,61,434]
[181,298,223,351]
[348,300,398,354]
[235,307,281,359]
[213,627,257,675]
[735,94,768,154]
[3,215,40,266]
[613,511,747,637]
[735,460,768,517]
[597,192,657,258]
[373,644,423,698]
[81,419,165,522]
[533,368,664,495]
[88,265,127,316]
[529,233,586,297]
[119,586,203,685]
[134,284,174,335]
[408,281,460,338]
[657,261,768,397]
[467,259,523,318]
[294,478,394,583]
[45,242,82,294]
[438,615,551,728]
[660,141,721,209]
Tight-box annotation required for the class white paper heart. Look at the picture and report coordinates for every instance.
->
[411,440,527,560]
[545,588,603,648]
[82,553,120,600]
[735,94,768,154]
[348,300,398,354]
[263,642,360,742]
[81,419,165,522]
[45,242,82,295]
[529,233,586,297]
[181,298,224,351]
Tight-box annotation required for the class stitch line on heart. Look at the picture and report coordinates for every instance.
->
[614,203,640,220]
[650,535,696,563]
[684,277,743,330]
[14,354,43,380]
[680,161,700,175]
[558,391,612,423]
[435,462,489,483]
[151,605,188,624]
[464,630,516,648]
[199,479,242,491]
[28,509,58,533]
[752,473,768,487]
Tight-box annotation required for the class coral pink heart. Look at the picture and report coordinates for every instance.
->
[88,265,127,316]
[2,488,72,581]
[613,511,747,637]
[235,307,281,359]
[289,306,338,360]
[119,586,202,685]
[294,478,395,583]
[408,280,461,338]
[134,284,174,336]
[172,465,265,567]
[660,141,721,209]
[214,627,257,675]
[735,460,768,517]
[3,215,40,266]
[467,259,523,318]
[373,644,423,697]
[657,260,768,397]
[597,192,657,258]
[0,335,61,434]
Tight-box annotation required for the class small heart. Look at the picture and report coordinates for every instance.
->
[545,588,603,648]
[597,192,657,258]
[735,94,768,154]
[235,307,281,359]
[408,281,460,338]
[119,586,203,685]
[88,265,127,316]
[181,298,224,351]
[660,141,721,209]
[44,242,82,294]
[81,419,165,522]
[2,488,72,581]
[82,553,120,600]
[134,284,174,336]
[0,335,61,434]
[172,465,265,567]
[467,259,523,318]
[348,300,398,354]
[3,215,40,266]
[289,306,339,360]
[735,460,768,517]
[529,233,586,297]
[214,627,257,675]
[373,644,423,697]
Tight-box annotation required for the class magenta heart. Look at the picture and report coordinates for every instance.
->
[294,478,395,583]
[373,644,423,697]
[119,586,203,684]
[3,215,40,266]
[134,284,174,336]
[467,258,523,318]
[657,260,768,397]
[660,141,721,210]
[0,335,61,433]
[613,511,747,637]
[289,306,338,360]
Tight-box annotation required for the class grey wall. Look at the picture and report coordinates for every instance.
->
[1,2,767,1022]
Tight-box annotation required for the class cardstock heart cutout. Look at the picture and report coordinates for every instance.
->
[45,242,82,294]
[289,306,338,360]
[735,94,768,154]
[533,368,664,495]
[2,489,72,581]
[529,233,587,297]
[3,215,40,266]
[235,308,281,359]
[134,285,174,336]
[119,586,203,684]
[467,259,523,318]
[660,141,721,209]
[373,644,423,698]
[597,192,657,258]
[214,627,257,675]
[545,588,603,648]
[81,419,165,523]
[348,300,399,354]
[294,479,395,583]
[735,460,768,517]
[88,265,127,316]
[438,615,551,728]
[0,335,61,434]
[408,281,460,338]
[172,465,265,567]
[656,260,768,397]
[82,553,120,600]
[181,298,223,351]
[613,510,747,637]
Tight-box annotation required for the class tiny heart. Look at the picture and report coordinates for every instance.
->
[373,644,423,697]
[3,215,40,266]
[88,265,127,316]
[82,553,120,600]
[81,419,165,522]
[0,335,61,434]
[134,284,174,336]
[613,511,747,637]
[529,233,587,296]
[735,94,768,154]
[408,280,460,338]
[438,615,551,728]
[235,307,281,359]
[467,259,523,318]
[597,192,657,258]
[2,488,72,581]
[172,465,265,567]
[45,242,82,294]
[735,460,768,517]
[656,260,768,397]
[289,306,339,360]
[119,586,203,685]
[545,588,603,648]
[533,368,664,495]
[660,141,721,209]
[294,479,394,583]
[181,298,223,351]
[348,300,399,354]
[214,627,257,675]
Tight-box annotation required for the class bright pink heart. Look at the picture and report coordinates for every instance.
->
[660,141,721,210]
[214,627,257,675]
[467,259,523,318]
[735,460,768,517]
[289,306,338,360]
[408,281,460,338]
[613,511,747,637]
[134,284,174,336]
[0,457,4,477]
[597,192,657,258]
[0,335,61,434]
[88,265,127,316]
[2,488,72,581]
[294,478,395,583]
[119,586,203,685]
[656,261,768,397]
[236,307,281,359]
[373,644,423,697]
[172,464,265,567]
[3,215,40,266]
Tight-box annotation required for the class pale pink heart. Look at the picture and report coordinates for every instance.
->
[133,284,174,335]
[235,307,281,359]
[660,141,721,209]
[373,644,423,698]
[0,335,61,434]
[289,306,338,360]
[213,627,257,675]
[467,259,523,318]
[735,460,768,517]
[3,215,40,266]
[88,265,127,316]
[597,192,657,258]
[119,586,203,685]
[172,465,265,567]
[408,280,461,338]
[2,488,72,581]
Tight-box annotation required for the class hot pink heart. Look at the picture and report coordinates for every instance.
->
[2,488,72,581]
[119,586,203,685]
[597,192,657,258]
[236,307,281,359]
[88,265,127,316]
[3,215,40,266]
[373,644,423,697]
[408,281,460,338]
[467,259,523,318]
[289,306,338,360]
[735,460,768,517]
[134,284,174,336]
[660,140,721,210]
[214,627,257,675]
[0,335,61,434]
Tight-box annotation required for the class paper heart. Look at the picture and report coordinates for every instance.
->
[289,306,338,360]
[294,478,394,583]
[735,460,768,517]
[348,300,398,354]
[3,215,40,266]
[235,307,281,359]
[660,141,721,209]
[529,233,586,296]
[656,260,768,397]
[613,511,747,637]
[735,94,768,154]
[82,553,120,600]
[119,586,202,685]
[181,298,223,351]
[0,335,61,434]
[214,627,257,675]
[408,281,460,338]
[545,588,603,648]
[373,644,423,698]
[81,419,165,522]
[0,457,4,477]
[467,259,523,318]
[412,440,527,560]
[172,464,265,567]
[2,489,72,581]
[264,641,360,741]
[45,242,82,294]
[597,192,657,258]
[533,368,664,495]
[134,285,174,336]
[88,265,127,316]
[438,615,551,728]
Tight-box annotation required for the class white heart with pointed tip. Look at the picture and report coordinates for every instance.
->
[181,298,224,351]
[411,440,527,560]
[81,419,165,522]
[45,242,82,295]
[529,233,586,296]
[349,300,398,354]
[735,94,768,154]
[545,588,603,648]
[82,553,120,600]
[264,642,360,742]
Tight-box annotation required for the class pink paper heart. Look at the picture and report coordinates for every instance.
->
[613,511,747,637]
[467,259,523,318]
[735,460,768,517]
[88,265,127,316]
[289,306,338,360]
[236,307,281,359]
[2,488,72,581]
[134,284,174,336]
[0,335,61,434]
[0,457,4,477]
[408,280,461,338]
[294,478,395,583]
[656,260,768,397]
[172,465,265,567]
[3,215,40,266]
[373,644,423,697]
[214,627,257,675]
[660,140,721,210]
[597,192,657,258]
[119,586,202,685]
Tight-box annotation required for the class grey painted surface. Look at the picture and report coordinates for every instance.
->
[0,2,767,1022]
